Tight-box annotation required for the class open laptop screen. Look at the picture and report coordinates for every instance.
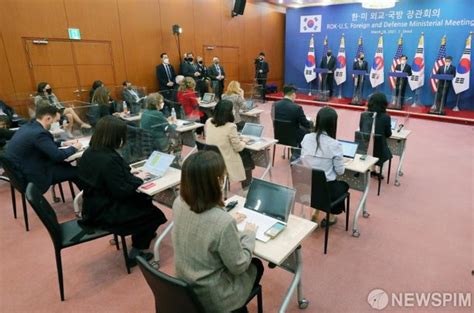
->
[338,140,359,158]
[391,118,398,130]
[241,123,264,138]
[244,178,295,222]
[202,93,215,103]
[143,151,175,177]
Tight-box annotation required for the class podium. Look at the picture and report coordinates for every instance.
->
[430,74,453,115]
[315,68,329,102]
[351,70,368,105]
[388,71,409,110]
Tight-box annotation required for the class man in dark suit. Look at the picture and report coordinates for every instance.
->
[121,81,146,112]
[320,49,336,98]
[156,52,176,94]
[394,55,412,107]
[272,85,312,161]
[255,52,269,101]
[208,56,225,99]
[181,52,201,79]
[195,56,209,97]
[352,52,368,104]
[432,56,456,113]
[5,102,83,194]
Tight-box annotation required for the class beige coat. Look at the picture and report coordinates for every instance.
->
[172,196,257,313]
[205,119,246,182]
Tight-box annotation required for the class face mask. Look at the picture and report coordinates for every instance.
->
[401,60,407,65]
[188,57,193,62]
[214,61,219,64]
[198,60,203,64]
[163,58,169,64]
[445,62,451,67]
[46,88,52,95]
[327,52,332,57]
[127,85,133,89]
[360,57,364,60]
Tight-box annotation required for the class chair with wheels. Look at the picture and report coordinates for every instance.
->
[136,256,263,313]
[25,183,129,301]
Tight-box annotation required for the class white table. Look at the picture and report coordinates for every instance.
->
[245,137,278,179]
[338,154,379,237]
[175,120,204,160]
[228,195,317,312]
[120,112,142,122]
[240,108,264,124]
[63,136,91,162]
[198,101,217,117]
[387,129,411,186]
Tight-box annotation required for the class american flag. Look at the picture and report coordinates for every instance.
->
[354,36,365,61]
[389,35,403,90]
[430,35,447,92]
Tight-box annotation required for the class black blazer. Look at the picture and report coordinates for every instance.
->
[181,61,198,77]
[353,60,368,71]
[395,63,412,76]
[5,120,77,193]
[207,63,226,81]
[272,98,311,130]
[78,147,166,229]
[359,112,392,165]
[437,64,456,76]
[122,88,144,107]
[255,60,269,79]
[196,63,208,80]
[156,63,177,90]
[320,56,336,72]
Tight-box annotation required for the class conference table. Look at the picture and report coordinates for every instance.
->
[227,195,317,313]
[387,129,411,187]
[338,154,379,238]
[240,108,265,124]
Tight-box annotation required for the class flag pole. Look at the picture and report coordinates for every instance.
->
[308,81,312,96]
[453,94,461,111]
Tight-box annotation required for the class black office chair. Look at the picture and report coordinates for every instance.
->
[310,169,350,254]
[25,183,129,301]
[272,119,298,166]
[354,131,392,196]
[136,256,263,313]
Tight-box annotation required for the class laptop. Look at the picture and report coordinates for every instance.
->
[201,93,215,104]
[241,123,264,144]
[338,140,359,163]
[391,117,398,130]
[244,100,254,110]
[133,151,175,183]
[235,179,296,242]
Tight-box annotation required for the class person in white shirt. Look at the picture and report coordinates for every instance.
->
[301,106,349,227]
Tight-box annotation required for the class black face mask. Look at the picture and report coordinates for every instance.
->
[327,53,332,57]
[198,61,203,64]
[360,57,364,60]
[188,57,193,62]
[46,88,52,95]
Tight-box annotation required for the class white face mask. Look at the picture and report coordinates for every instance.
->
[163,58,169,64]
[445,62,451,67]
[401,60,407,65]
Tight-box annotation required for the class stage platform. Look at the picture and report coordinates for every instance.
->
[266,92,474,126]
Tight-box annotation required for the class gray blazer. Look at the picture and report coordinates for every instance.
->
[172,196,257,313]
[222,93,246,124]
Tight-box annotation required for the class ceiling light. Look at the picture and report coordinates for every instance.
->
[361,0,396,9]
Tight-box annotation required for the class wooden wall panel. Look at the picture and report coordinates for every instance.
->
[0,0,285,114]
[0,33,16,101]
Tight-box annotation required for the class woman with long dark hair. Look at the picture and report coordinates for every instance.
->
[301,106,349,227]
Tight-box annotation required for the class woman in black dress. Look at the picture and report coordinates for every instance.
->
[78,116,167,265]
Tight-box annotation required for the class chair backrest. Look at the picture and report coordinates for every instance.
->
[310,168,332,213]
[25,183,63,247]
[290,158,313,207]
[195,140,220,155]
[273,119,298,147]
[0,155,27,193]
[136,256,205,313]
[354,131,383,157]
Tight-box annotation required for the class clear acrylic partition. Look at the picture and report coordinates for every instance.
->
[53,101,96,140]
[386,94,413,130]
[158,89,185,119]
[241,83,264,103]
[113,85,148,102]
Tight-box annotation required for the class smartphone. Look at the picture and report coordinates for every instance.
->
[225,200,239,211]
[360,154,367,160]
[264,222,286,239]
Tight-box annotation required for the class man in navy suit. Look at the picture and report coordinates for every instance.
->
[156,52,177,115]
[320,49,337,98]
[394,55,413,107]
[272,85,312,161]
[5,102,83,194]
[432,56,456,113]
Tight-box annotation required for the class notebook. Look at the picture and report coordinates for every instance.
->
[391,117,398,130]
[201,93,215,104]
[236,179,295,242]
[338,140,359,159]
[134,151,175,183]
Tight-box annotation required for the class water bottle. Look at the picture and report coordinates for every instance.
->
[171,107,177,120]
[123,101,128,113]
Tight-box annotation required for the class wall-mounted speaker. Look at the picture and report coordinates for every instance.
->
[232,0,246,17]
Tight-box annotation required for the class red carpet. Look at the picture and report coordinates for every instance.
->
[267,92,474,125]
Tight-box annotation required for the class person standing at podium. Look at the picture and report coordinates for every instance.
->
[352,53,368,103]
[433,56,456,111]
[320,49,336,98]
[394,55,412,106]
